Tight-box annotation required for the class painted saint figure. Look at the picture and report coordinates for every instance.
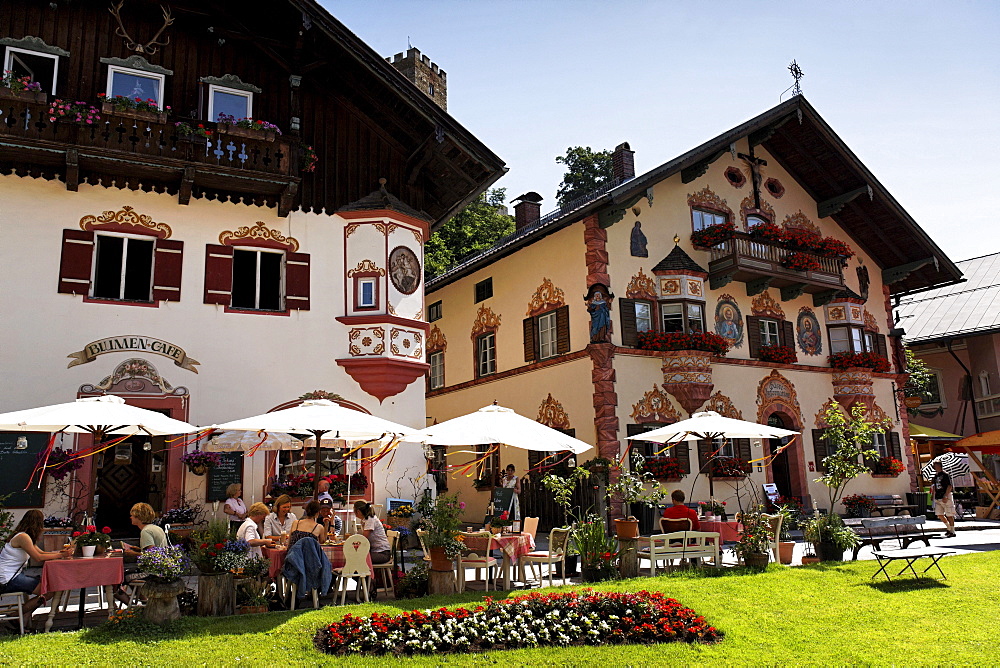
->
[630,221,648,257]
[587,290,612,343]
[797,308,823,356]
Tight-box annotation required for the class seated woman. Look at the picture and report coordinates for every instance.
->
[237,502,275,559]
[263,494,297,538]
[118,502,168,605]
[0,509,72,616]
[354,501,391,565]
[287,500,327,550]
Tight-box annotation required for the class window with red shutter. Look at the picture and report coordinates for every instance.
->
[57,229,95,294]
[203,244,234,305]
[152,239,184,301]
[285,252,311,311]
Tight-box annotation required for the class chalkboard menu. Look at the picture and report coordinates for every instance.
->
[0,432,48,507]
[206,451,244,502]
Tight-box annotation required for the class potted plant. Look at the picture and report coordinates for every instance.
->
[98,93,170,123]
[37,447,84,481]
[541,467,590,576]
[234,556,271,614]
[733,505,773,570]
[188,519,248,616]
[842,494,878,518]
[216,113,282,142]
[394,561,428,599]
[174,120,213,142]
[698,499,726,518]
[690,220,736,248]
[386,503,414,530]
[607,455,668,538]
[137,545,190,625]
[46,99,101,125]
[300,143,319,173]
[415,493,465,573]
[748,221,784,243]
[758,344,798,365]
[802,514,858,562]
[828,351,891,373]
[72,525,112,557]
[180,449,222,476]
[641,455,684,481]
[774,503,798,565]
[871,456,905,478]
[636,330,731,355]
[0,70,45,103]
[487,510,513,534]
[782,251,822,272]
[572,513,619,583]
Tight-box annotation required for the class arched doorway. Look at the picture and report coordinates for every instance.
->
[767,414,793,499]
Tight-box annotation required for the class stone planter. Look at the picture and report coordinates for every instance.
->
[743,552,770,570]
[778,541,795,565]
[101,101,167,124]
[660,350,714,414]
[197,572,235,616]
[614,518,640,539]
[142,579,184,625]
[0,87,47,104]
[218,123,276,142]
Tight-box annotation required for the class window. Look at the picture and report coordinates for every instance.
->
[829,325,868,354]
[925,370,944,405]
[357,278,376,309]
[231,249,283,311]
[979,371,992,398]
[476,443,500,487]
[428,83,435,96]
[661,301,705,334]
[871,432,889,459]
[428,350,445,390]
[635,301,653,332]
[746,215,766,229]
[474,278,493,303]
[477,332,496,377]
[91,234,154,301]
[4,47,58,94]
[524,305,570,362]
[714,437,736,459]
[106,65,165,105]
[760,319,781,347]
[430,445,448,492]
[626,423,692,474]
[537,311,558,359]
[691,208,727,231]
[208,84,252,122]
[428,300,442,322]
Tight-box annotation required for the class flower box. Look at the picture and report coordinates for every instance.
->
[101,101,167,124]
[0,87,46,104]
[218,123,276,142]
[871,473,898,479]
[709,476,746,482]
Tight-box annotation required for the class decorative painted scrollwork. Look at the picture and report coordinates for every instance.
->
[631,385,681,424]
[704,391,743,420]
[427,325,448,353]
[526,277,566,316]
[687,186,733,218]
[626,269,657,300]
[756,370,801,425]
[80,205,171,238]
[751,290,785,319]
[537,393,571,429]
[347,259,385,277]
[782,211,821,236]
[470,305,501,339]
[219,221,299,251]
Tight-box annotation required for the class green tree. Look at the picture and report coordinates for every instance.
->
[424,188,514,277]
[903,347,937,411]
[814,401,892,509]
[555,146,614,206]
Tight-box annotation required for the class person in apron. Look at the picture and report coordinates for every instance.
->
[501,464,521,522]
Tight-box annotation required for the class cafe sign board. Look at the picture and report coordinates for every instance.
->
[67,335,200,372]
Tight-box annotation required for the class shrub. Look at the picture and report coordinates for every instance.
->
[690,221,736,248]
[758,344,797,364]
[636,330,730,355]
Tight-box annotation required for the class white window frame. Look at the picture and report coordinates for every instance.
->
[829,325,869,354]
[760,318,781,347]
[691,208,726,232]
[428,351,444,390]
[634,301,653,333]
[871,432,889,459]
[924,368,946,408]
[538,311,558,360]
[687,302,705,333]
[746,214,766,230]
[357,277,377,308]
[106,65,166,106]
[207,84,253,122]
[715,437,736,459]
[477,332,496,377]
[232,247,285,311]
[90,231,154,302]
[4,47,59,94]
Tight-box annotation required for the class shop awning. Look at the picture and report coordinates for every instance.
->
[909,424,962,441]
[951,430,1000,454]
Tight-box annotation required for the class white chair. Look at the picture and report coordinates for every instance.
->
[457,531,499,591]
[639,531,721,575]
[372,530,398,594]
[761,513,784,564]
[332,533,372,605]
[372,504,385,522]
[519,527,571,588]
[0,591,28,635]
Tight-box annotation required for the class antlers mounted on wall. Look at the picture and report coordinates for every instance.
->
[109,2,174,55]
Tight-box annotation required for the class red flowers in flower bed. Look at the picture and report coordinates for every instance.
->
[828,351,891,372]
[782,252,822,272]
[758,344,797,364]
[690,221,736,248]
[636,330,730,355]
[313,589,722,656]
[642,456,685,480]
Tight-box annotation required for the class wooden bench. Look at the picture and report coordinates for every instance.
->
[867,495,920,517]
[844,515,943,561]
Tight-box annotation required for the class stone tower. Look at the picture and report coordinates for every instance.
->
[387,47,447,111]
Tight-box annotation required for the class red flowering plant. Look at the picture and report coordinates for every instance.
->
[842,493,878,518]
[710,457,750,478]
[747,220,784,243]
[98,93,170,114]
[813,236,855,259]
[174,121,213,139]
[780,227,822,251]
[782,251,822,272]
[828,351,891,372]
[872,457,905,476]
[641,456,685,480]
[216,113,282,134]
[488,510,513,531]
[636,330,731,355]
[301,144,319,172]
[758,344,797,364]
[313,589,723,656]
[690,220,736,248]
[74,525,113,548]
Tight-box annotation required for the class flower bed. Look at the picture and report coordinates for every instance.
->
[636,330,730,355]
[828,351,891,372]
[313,590,722,656]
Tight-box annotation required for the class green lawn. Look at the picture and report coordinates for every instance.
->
[2,551,998,666]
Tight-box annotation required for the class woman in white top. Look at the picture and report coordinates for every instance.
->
[223,483,247,533]
[236,503,275,559]
[0,509,72,615]
[353,501,391,563]
[501,464,521,522]
[263,494,297,538]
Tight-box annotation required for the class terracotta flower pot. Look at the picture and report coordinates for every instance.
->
[614,518,640,539]
[778,541,795,565]
[237,605,268,615]
[801,555,820,566]
[428,545,453,572]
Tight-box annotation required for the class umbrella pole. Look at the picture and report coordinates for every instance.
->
[311,430,329,499]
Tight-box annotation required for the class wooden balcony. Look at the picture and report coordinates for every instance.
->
[708,232,846,299]
[0,98,300,215]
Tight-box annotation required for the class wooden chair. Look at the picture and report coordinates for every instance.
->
[660,517,693,534]
[521,517,540,541]
[372,504,386,522]
[0,591,28,635]
[332,533,372,606]
[639,531,721,575]
[372,530,398,594]
[457,531,499,591]
[974,474,1000,517]
[519,527,571,588]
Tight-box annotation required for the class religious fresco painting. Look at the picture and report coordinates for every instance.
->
[796,306,822,356]
[714,294,743,348]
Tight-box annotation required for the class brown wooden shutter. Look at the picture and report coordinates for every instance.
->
[285,251,311,310]
[676,441,691,475]
[555,305,571,354]
[619,298,638,347]
[888,431,902,460]
[697,439,712,473]
[523,316,537,362]
[203,244,233,305]
[812,428,829,473]
[876,334,889,361]
[58,229,95,294]
[781,320,795,350]
[151,239,184,301]
[736,438,752,462]
[746,316,762,358]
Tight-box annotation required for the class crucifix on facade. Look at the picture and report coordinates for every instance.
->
[737,147,767,210]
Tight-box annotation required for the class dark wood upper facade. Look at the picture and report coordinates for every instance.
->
[0,0,504,223]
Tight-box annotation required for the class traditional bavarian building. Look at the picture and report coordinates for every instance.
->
[425,96,960,527]
[0,0,503,530]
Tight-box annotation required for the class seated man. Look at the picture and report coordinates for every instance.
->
[661,489,700,531]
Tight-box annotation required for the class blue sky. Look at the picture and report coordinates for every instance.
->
[325,1,999,263]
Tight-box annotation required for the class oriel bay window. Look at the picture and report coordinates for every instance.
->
[828,325,888,357]
[523,305,570,362]
[660,301,704,333]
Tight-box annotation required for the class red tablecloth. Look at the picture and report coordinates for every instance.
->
[264,543,374,579]
[700,520,742,542]
[41,556,124,596]
[462,533,535,561]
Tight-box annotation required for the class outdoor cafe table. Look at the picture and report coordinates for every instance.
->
[41,554,124,632]
[462,532,535,589]
[263,543,374,580]
[700,519,742,542]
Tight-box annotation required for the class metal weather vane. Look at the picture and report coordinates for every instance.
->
[788,60,804,96]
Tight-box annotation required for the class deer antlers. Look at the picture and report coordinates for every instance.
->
[109,2,174,55]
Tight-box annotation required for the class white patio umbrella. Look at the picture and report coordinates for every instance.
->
[0,395,199,438]
[921,452,970,481]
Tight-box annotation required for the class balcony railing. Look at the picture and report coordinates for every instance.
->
[707,232,846,294]
[0,98,298,211]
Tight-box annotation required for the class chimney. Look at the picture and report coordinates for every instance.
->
[512,192,543,231]
[612,142,635,182]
